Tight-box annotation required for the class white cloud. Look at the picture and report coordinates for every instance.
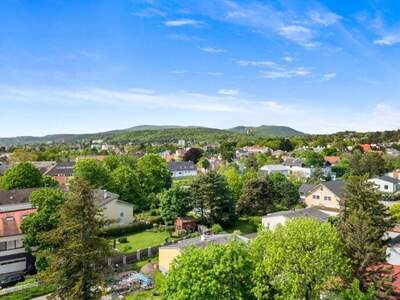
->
[164,19,202,27]
[319,73,336,82]
[218,89,239,96]
[283,56,294,62]
[306,10,341,26]
[237,60,276,67]
[373,33,400,46]
[129,88,155,94]
[279,25,318,48]
[200,47,225,54]
[131,8,166,18]
[260,67,311,79]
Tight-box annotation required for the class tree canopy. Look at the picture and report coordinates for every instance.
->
[1,162,43,190]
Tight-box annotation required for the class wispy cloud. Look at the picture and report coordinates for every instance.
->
[131,8,166,18]
[237,60,276,67]
[164,19,203,27]
[260,67,311,79]
[374,34,400,46]
[364,14,400,46]
[218,89,239,96]
[319,73,336,82]
[200,47,225,54]
[283,56,294,62]
[306,10,342,26]
[171,70,224,76]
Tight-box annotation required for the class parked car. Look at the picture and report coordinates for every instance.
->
[0,274,25,288]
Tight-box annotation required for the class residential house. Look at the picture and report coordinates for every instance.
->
[44,161,75,188]
[167,161,197,179]
[158,234,252,273]
[303,180,345,211]
[386,148,400,157]
[174,217,197,233]
[0,163,10,176]
[299,183,317,202]
[369,176,400,193]
[0,189,37,277]
[324,156,340,166]
[361,144,372,153]
[30,161,56,174]
[260,164,289,176]
[93,190,133,226]
[262,207,334,231]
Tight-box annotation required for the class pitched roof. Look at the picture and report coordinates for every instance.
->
[321,180,346,198]
[92,189,120,207]
[45,161,75,177]
[263,207,333,222]
[299,184,317,195]
[0,188,37,206]
[167,161,196,172]
[160,234,249,250]
[324,156,340,165]
[283,157,304,167]
[372,176,400,185]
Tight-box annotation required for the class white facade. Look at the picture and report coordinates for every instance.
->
[171,169,197,179]
[0,235,27,275]
[260,165,290,176]
[369,178,400,193]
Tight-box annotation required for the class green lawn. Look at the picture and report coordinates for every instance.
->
[125,290,161,300]
[225,217,260,234]
[0,285,54,300]
[113,230,174,253]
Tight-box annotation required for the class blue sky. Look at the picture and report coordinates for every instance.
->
[1,0,400,137]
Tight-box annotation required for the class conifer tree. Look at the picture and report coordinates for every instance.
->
[337,176,394,298]
[39,179,111,300]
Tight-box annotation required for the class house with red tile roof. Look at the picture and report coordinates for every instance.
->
[0,189,37,277]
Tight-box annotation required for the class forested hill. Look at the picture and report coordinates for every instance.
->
[229,125,305,137]
[0,125,304,146]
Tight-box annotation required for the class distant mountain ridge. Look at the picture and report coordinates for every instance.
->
[228,125,305,137]
[0,125,304,146]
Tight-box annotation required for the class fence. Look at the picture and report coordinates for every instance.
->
[107,238,185,267]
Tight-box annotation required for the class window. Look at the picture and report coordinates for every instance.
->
[15,239,23,248]
[384,185,389,190]
[312,195,320,200]
[5,216,14,221]
[324,196,331,201]
[0,242,6,251]
[7,240,16,250]
[120,211,124,218]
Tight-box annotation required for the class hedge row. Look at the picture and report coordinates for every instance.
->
[103,222,152,238]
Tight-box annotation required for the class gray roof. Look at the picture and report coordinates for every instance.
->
[0,163,10,176]
[45,161,75,177]
[299,184,317,195]
[160,234,249,250]
[283,157,304,167]
[264,207,332,222]
[321,180,345,198]
[0,188,38,206]
[167,161,196,172]
[260,164,289,171]
[372,176,400,185]
[93,189,120,207]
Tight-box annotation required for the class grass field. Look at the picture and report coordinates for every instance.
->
[225,217,261,235]
[113,230,174,253]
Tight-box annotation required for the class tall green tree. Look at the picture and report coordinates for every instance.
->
[237,177,275,216]
[347,151,385,177]
[337,176,393,299]
[137,154,171,196]
[1,162,43,190]
[161,242,254,300]
[269,173,299,208]
[39,179,111,300]
[251,218,351,300]
[21,188,66,271]
[189,171,235,226]
[74,159,110,188]
[103,155,137,172]
[107,165,145,211]
[220,141,236,162]
[159,186,191,225]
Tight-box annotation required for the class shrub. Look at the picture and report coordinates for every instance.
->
[102,222,151,238]
[118,237,128,243]
[211,224,223,234]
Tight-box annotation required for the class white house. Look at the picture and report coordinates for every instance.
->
[262,207,335,231]
[368,176,400,193]
[93,190,134,226]
[167,161,197,179]
[260,164,290,176]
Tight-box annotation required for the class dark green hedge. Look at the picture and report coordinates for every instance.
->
[102,222,152,237]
